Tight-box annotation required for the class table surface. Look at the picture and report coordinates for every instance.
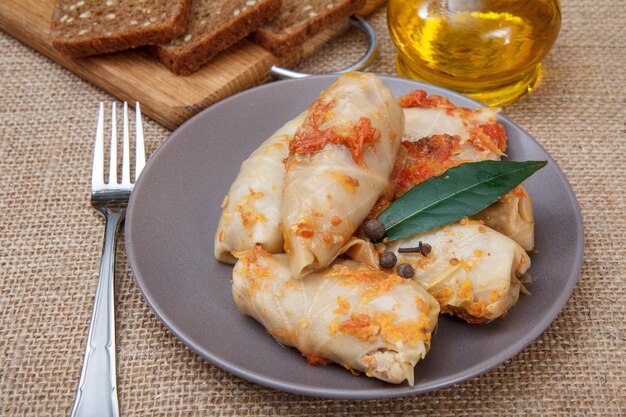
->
[1,1,624,415]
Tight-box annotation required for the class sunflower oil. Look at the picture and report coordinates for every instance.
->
[387,0,561,106]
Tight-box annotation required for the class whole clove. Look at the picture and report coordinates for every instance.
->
[397,241,432,256]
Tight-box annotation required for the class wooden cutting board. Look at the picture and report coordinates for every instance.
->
[0,1,349,130]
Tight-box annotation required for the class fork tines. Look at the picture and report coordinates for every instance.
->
[92,102,145,192]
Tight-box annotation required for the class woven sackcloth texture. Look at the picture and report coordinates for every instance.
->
[1,0,625,415]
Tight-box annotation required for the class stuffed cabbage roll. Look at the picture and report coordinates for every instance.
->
[473,186,535,251]
[389,90,535,250]
[283,72,404,278]
[384,222,530,324]
[232,246,439,385]
[214,112,306,264]
[400,89,505,164]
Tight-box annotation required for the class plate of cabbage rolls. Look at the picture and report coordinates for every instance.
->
[125,73,583,398]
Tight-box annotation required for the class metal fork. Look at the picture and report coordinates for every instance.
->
[71,102,146,417]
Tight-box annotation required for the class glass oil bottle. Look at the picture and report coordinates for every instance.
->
[387,0,561,106]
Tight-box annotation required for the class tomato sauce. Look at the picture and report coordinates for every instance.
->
[290,99,381,165]
[392,134,464,196]
[398,89,456,110]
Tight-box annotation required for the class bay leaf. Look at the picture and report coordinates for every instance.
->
[378,160,547,242]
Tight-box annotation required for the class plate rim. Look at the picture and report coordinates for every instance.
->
[125,74,584,399]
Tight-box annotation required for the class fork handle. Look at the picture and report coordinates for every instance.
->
[71,210,123,417]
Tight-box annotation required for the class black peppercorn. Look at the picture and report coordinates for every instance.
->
[396,263,414,278]
[363,219,386,241]
[379,251,397,269]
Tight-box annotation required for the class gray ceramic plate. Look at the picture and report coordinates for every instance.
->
[125,75,583,399]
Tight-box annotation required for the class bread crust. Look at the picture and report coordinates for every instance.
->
[354,0,386,16]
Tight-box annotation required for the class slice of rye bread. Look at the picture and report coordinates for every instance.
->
[50,0,190,57]
[355,0,386,16]
[151,0,282,76]
[250,0,367,56]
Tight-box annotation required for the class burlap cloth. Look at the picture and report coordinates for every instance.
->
[1,0,624,415]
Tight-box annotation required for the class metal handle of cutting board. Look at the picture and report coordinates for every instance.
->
[269,16,377,79]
